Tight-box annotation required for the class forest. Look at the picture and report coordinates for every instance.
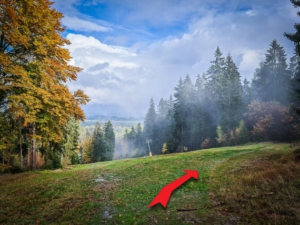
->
[120,40,300,157]
[2,0,300,172]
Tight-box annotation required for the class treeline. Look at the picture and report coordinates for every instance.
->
[122,39,300,156]
[80,121,115,163]
[0,1,89,172]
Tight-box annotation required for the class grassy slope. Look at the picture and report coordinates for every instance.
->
[0,143,299,225]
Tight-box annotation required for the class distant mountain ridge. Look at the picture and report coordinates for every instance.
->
[86,115,144,122]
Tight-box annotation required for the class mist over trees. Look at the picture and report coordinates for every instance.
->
[2,0,300,170]
[284,0,300,114]
[121,39,300,156]
[80,121,116,163]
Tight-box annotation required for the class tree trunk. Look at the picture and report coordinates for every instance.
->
[19,128,23,168]
[28,149,30,169]
[32,122,36,170]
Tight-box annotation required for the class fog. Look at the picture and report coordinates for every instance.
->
[53,0,297,118]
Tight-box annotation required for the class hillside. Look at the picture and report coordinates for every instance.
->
[0,143,299,224]
[82,115,143,127]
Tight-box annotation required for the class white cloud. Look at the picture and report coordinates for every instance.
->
[239,50,265,79]
[245,10,257,16]
[65,1,296,116]
[62,16,112,32]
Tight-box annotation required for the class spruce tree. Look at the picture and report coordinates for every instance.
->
[135,123,144,153]
[242,78,253,109]
[284,0,300,56]
[172,75,197,151]
[169,78,184,152]
[206,47,226,100]
[92,121,106,162]
[252,40,290,105]
[220,54,243,131]
[156,98,169,152]
[104,121,115,161]
[285,1,300,112]
[144,98,159,154]
[206,47,226,129]
[195,73,207,103]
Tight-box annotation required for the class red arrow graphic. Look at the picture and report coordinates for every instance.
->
[148,170,198,208]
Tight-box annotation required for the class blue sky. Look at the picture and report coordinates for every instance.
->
[53,0,298,117]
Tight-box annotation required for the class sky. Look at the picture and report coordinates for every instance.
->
[53,0,298,118]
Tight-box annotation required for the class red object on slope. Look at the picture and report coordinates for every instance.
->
[148,170,198,208]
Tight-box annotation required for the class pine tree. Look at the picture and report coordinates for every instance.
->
[82,130,93,163]
[144,98,159,154]
[194,73,214,148]
[92,122,106,162]
[156,98,169,153]
[157,98,169,119]
[167,78,184,152]
[206,47,226,100]
[62,117,80,164]
[242,78,253,109]
[252,40,290,105]
[195,73,207,104]
[220,54,243,131]
[285,1,300,112]
[206,47,226,129]
[127,125,136,154]
[284,0,300,56]
[135,123,144,153]
[172,75,197,151]
[104,121,115,161]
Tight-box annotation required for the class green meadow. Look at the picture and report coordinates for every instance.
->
[1,142,299,225]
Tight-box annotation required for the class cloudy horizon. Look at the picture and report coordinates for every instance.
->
[53,0,298,118]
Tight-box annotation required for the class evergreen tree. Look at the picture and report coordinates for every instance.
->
[104,121,115,161]
[82,130,93,163]
[135,123,144,152]
[194,73,215,148]
[284,0,300,57]
[168,78,184,152]
[195,73,207,103]
[242,78,253,109]
[220,54,243,131]
[144,98,159,154]
[156,98,169,152]
[92,122,106,162]
[285,0,300,112]
[182,75,197,150]
[157,98,169,119]
[252,40,290,105]
[62,117,80,164]
[172,75,197,151]
[206,47,226,130]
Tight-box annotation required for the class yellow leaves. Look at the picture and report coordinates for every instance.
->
[0,0,90,146]
[74,89,90,105]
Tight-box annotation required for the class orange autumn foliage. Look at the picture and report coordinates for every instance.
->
[0,0,89,144]
[244,101,299,141]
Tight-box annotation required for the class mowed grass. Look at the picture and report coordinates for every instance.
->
[0,142,299,224]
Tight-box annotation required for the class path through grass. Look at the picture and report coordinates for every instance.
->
[0,142,298,224]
